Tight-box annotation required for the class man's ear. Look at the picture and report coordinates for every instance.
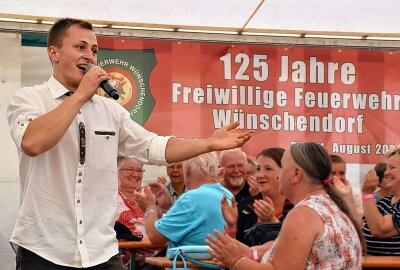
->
[48,46,59,63]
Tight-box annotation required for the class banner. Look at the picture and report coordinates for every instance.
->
[96,37,400,164]
[21,33,400,164]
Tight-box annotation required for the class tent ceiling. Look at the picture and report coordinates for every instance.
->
[1,0,400,38]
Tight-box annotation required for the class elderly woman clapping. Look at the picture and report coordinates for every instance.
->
[207,142,363,270]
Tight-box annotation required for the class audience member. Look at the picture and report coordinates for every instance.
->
[225,148,293,244]
[117,157,147,236]
[330,154,346,180]
[329,154,364,218]
[246,158,257,178]
[6,17,252,269]
[373,162,392,202]
[116,157,163,269]
[134,152,233,259]
[362,147,400,255]
[220,148,258,203]
[157,163,186,204]
[246,157,261,199]
[207,142,362,269]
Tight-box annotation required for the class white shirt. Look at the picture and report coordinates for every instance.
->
[6,76,172,267]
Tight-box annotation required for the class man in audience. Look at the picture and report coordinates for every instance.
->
[157,163,186,204]
[133,152,232,259]
[220,148,258,203]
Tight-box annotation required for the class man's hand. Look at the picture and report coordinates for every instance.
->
[165,122,253,164]
[221,195,238,230]
[134,186,157,212]
[362,169,379,194]
[75,66,112,102]
[148,181,173,211]
[207,122,253,151]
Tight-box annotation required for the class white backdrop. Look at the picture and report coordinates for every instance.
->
[0,3,396,268]
[1,0,400,37]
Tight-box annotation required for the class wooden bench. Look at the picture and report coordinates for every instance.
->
[144,256,400,269]
[118,237,167,270]
[362,256,400,268]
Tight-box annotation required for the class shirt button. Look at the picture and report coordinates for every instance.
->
[80,240,83,244]
[78,179,81,183]
[21,123,24,126]
[77,199,80,204]
[79,220,82,224]
[79,172,82,176]
[106,136,109,140]
[79,111,82,114]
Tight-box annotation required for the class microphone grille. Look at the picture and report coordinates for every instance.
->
[85,64,94,72]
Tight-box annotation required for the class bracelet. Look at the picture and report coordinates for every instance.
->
[144,208,157,219]
[231,256,246,270]
[250,246,258,261]
[224,226,237,237]
[362,194,375,200]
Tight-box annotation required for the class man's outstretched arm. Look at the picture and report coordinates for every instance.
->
[165,122,253,164]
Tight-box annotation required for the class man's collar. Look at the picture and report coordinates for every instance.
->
[47,76,71,99]
[47,76,94,100]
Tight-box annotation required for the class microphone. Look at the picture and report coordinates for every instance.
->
[84,64,119,100]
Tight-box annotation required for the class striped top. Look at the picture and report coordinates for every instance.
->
[363,195,400,255]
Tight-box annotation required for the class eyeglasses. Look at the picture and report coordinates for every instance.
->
[120,168,145,174]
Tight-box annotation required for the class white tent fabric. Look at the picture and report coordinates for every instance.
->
[1,2,399,269]
[1,0,400,37]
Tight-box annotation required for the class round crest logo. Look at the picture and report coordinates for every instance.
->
[96,70,135,107]
[95,59,156,126]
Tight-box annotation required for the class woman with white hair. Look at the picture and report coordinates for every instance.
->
[207,142,363,270]
[134,151,233,260]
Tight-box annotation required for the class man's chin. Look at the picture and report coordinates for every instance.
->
[230,179,244,188]
[171,178,184,184]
